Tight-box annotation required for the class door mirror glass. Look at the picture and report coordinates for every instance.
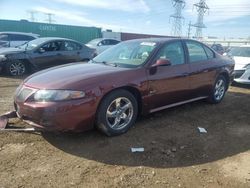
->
[152,58,171,67]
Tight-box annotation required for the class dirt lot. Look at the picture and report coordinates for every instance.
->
[0,76,250,188]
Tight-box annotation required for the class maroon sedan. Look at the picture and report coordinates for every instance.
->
[14,38,234,136]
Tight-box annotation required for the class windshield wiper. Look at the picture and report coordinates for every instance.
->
[92,60,117,67]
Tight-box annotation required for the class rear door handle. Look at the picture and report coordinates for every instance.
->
[57,53,62,56]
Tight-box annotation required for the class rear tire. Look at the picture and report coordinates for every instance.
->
[5,60,26,76]
[208,75,227,104]
[96,89,138,136]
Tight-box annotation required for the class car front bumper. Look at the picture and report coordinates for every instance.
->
[234,68,250,84]
[14,97,97,132]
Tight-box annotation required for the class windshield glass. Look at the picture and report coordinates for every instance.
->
[93,41,157,68]
[18,38,49,50]
[229,47,250,57]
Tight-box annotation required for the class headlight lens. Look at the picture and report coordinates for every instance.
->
[0,55,7,61]
[33,90,85,102]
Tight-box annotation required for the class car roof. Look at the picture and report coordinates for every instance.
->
[0,31,39,37]
[122,37,196,44]
[240,44,250,47]
[33,37,79,42]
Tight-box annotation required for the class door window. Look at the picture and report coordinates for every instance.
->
[203,46,215,59]
[156,41,185,65]
[41,41,62,52]
[62,41,82,51]
[186,41,208,63]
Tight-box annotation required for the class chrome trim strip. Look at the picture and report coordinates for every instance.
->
[150,96,208,113]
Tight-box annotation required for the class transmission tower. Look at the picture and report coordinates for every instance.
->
[170,0,185,37]
[44,13,56,24]
[27,10,38,22]
[192,0,209,39]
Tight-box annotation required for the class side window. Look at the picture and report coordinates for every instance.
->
[203,46,214,59]
[156,41,185,65]
[41,41,62,52]
[23,35,36,41]
[110,40,120,45]
[101,40,110,46]
[186,41,208,63]
[0,34,8,41]
[62,41,82,51]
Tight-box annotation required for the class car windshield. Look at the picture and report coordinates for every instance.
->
[18,38,49,50]
[87,39,102,46]
[93,41,157,68]
[229,47,250,57]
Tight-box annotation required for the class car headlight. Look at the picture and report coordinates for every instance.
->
[0,55,7,62]
[33,90,85,102]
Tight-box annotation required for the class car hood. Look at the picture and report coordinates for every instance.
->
[24,63,130,90]
[0,47,25,55]
[233,56,250,70]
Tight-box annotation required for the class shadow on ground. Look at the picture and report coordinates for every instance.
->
[43,86,250,168]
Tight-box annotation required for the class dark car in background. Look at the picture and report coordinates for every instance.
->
[211,43,225,55]
[0,32,39,48]
[0,37,95,76]
[13,38,234,136]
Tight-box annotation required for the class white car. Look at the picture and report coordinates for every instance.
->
[86,38,120,55]
[0,32,39,48]
[227,45,250,84]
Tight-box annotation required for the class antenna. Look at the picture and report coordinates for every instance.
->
[192,0,209,40]
[170,0,185,37]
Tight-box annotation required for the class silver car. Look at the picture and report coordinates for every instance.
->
[0,32,39,48]
[86,38,120,55]
[228,45,250,84]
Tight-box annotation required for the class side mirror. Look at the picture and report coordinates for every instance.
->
[152,58,171,67]
[97,42,102,46]
[38,48,45,53]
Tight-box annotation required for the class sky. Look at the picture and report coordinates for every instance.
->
[0,0,250,38]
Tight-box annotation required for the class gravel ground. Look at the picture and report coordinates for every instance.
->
[0,76,250,188]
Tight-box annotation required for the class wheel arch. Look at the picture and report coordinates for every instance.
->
[96,85,143,117]
[218,71,230,90]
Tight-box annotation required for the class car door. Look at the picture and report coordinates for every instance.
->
[59,41,82,64]
[30,41,64,69]
[146,41,190,111]
[185,40,217,97]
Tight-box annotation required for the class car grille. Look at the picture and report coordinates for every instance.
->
[16,87,34,102]
[234,70,245,79]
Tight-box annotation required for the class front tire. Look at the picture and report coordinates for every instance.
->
[208,75,227,104]
[96,89,138,136]
[5,60,26,76]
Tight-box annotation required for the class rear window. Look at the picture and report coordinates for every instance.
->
[9,34,35,41]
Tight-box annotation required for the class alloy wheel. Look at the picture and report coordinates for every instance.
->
[9,62,25,76]
[214,78,225,101]
[105,97,134,130]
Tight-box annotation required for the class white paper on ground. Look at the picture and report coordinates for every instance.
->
[198,127,207,133]
[131,147,144,152]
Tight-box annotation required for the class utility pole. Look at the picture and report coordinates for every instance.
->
[170,0,185,37]
[192,0,209,40]
[187,21,192,38]
[44,13,55,24]
[27,10,38,22]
